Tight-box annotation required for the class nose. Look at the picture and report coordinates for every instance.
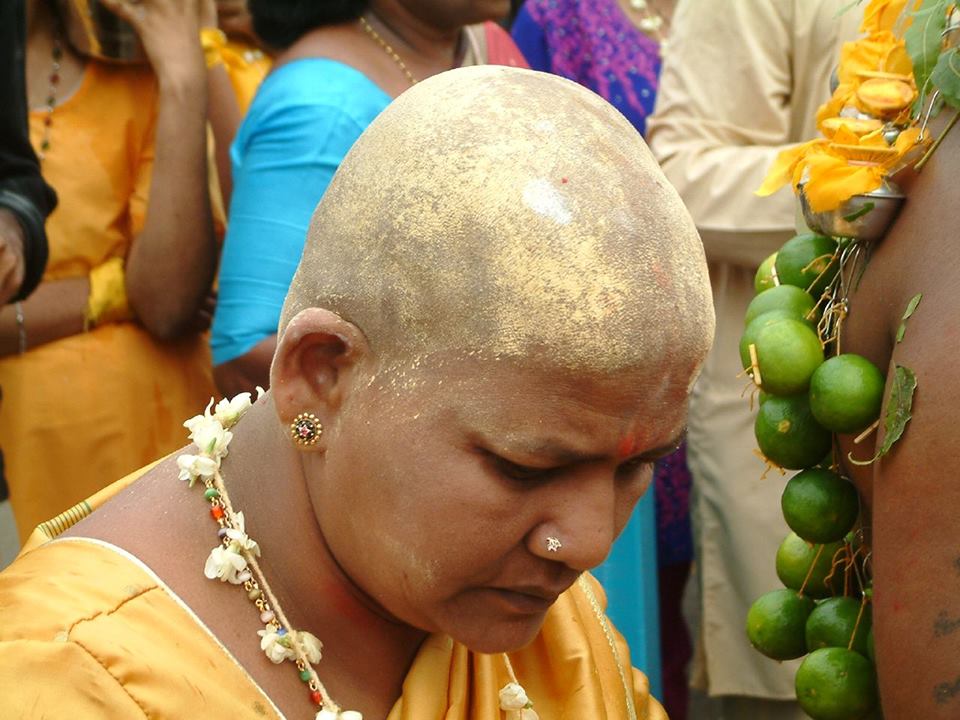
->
[529,465,623,572]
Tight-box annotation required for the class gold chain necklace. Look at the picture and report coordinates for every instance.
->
[359,16,419,87]
[179,393,540,719]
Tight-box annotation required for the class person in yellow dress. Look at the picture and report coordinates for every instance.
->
[0,0,222,542]
[0,65,714,718]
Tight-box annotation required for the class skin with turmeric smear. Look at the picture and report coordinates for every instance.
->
[72,66,715,720]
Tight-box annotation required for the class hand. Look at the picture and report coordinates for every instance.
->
[0,210,26,304]
[215,0,257,43]
[188,289,217,334]
[199,0,217,29]
[100,0,205,86]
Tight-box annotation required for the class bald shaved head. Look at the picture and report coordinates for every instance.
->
[281,66,713,374]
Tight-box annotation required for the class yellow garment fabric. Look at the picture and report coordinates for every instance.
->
[0,61,215,542]
[222,39,272,114]
[2,474,665,719]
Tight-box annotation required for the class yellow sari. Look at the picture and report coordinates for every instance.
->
[1,475,667,719]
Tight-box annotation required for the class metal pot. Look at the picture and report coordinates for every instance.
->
[799,179,905,242]
[55,0,146,64]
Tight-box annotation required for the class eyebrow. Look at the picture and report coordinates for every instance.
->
[497,428,687,465]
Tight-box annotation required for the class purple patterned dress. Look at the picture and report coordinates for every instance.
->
[511,0,662,135]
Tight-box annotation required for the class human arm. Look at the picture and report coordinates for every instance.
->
[103,0,217,341]
[213,333,274,397]
[199,0,244,209]
[647,0,838,267]
[0,206,27,304]
[0,0,56,303]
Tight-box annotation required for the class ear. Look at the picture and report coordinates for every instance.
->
[270,308,370,438]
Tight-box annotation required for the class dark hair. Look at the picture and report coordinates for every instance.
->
[249,0,371,50]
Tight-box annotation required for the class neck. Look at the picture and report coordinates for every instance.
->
[366,1,464,69]
[223,398,427,712]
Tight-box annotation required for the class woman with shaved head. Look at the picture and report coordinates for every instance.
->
[0,67,713,719]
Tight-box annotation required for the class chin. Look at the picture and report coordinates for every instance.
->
[451,614,546,654]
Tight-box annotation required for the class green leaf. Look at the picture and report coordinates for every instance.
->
[906,0,950,96]
[879,365,917,456]
[931,47,960,109]
[849,365,917,466]
[896,293,922,343]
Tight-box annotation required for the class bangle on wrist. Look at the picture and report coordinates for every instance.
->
[200,27,227,69]
[14,301,26,355]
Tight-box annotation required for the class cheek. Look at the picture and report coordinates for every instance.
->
[318,423,513,608]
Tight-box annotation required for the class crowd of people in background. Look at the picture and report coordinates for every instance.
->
[0,0,956,718]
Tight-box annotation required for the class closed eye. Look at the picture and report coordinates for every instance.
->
[491,455,556,482]
[616,456,654,479]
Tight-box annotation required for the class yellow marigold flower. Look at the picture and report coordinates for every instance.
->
[860,0,917,34]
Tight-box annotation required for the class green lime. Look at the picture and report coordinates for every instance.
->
[776,533,844,599]
[806,597,872,656]
[739,310,796,370]
[809,354,885,434]
[759,390,772,406]
[775,234,839,298]
[755,252,779,294]
[755,395,832,470]
[795,647,878,720]
[782,469,860,543]
[746,589,815,661]
[745,284,818,326]
[754,318,824,395]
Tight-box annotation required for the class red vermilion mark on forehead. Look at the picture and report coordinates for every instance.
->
[561,177,569,184]
[617,434,638,459]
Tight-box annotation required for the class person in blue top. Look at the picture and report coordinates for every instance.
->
[212,0,518,397]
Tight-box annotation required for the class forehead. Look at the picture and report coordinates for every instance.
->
[366,350,691,446]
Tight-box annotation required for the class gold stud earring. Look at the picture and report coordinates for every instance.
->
[290,412,322,446]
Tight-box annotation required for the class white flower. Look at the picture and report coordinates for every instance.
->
[256,386,266,400]
[184,398,216,431]
[188,416,233,459]
[315,711,338,720]
[224,511,261,557]
[340,711,364,720]
[213,392,253,429]
[176,453,219,487]
[258,627,296,664]
[499,683,531,711]
[298,630,323,664]
[203,545,248,584]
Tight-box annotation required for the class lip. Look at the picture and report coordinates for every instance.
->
[484,586,562,615]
